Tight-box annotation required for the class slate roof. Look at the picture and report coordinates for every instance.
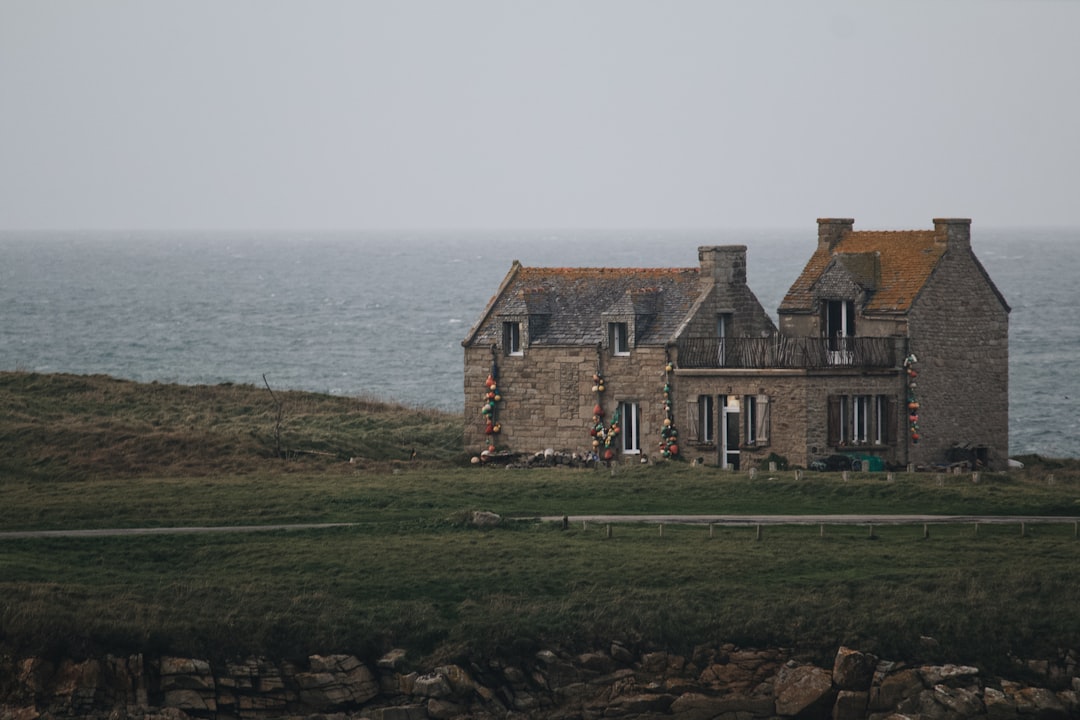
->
[780,230,946,315]
[462,264,704,347]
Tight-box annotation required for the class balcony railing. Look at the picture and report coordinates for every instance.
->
[676,336,897,370]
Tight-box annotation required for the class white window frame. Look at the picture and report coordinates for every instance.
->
[874,395,887,445]
[504,321,523,356]
[610,322,630,356]
[853,395,871,445]
[619,401,640,454]
[698,395,714,444]
[743,394,770,447]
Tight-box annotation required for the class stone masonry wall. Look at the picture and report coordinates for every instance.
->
[675,370,903,470]
[465,344,672,459]
[906,249,1009,469]
[5,644,1078,720]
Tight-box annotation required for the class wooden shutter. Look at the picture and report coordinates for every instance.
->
[827,395,842,446]
[686,399,700,442]
[885,396,897,446]
[756,394,770,446]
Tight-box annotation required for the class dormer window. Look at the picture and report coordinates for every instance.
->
[503,321,523,356]
[824,300,855,365]
[610,322,630,356]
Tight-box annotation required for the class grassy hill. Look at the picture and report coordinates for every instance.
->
[2,371,1079,670]
[0,371,464,480]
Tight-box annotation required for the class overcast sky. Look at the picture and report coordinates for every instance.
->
[2,1,1078,232]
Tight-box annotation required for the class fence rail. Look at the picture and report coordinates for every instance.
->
[676,336,897,370]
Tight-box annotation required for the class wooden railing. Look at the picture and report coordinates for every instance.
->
[676,336,897,370]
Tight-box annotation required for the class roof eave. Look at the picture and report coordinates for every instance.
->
[461,260,523,347]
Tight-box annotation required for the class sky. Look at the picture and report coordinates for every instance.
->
[1,1,1078,232]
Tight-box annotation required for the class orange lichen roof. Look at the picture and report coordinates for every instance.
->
[780,230,946,314]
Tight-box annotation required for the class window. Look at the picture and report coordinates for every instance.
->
[503,321,522,356]
[853,395,871,444]
[698,395,714,443]
[618,401,640,453]
[743,394,770,446]
[829,394,895,447]
[610,322,630,356]
[824,300,855,365]
[716,313,731,367]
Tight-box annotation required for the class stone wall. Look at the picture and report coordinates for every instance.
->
[675,369,903,470]
[4,644,1077,720]
[465,344,672,459]
[907,247,1009,469]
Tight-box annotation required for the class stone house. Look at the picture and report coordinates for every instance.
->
[462,218,1009,470]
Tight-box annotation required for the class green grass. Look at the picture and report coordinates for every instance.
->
[2,371,1079,670]
[3,522,1078,671]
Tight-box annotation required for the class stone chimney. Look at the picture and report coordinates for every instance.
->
[697,245,747,285]
[933,218,972,250]
[817,218,855,252]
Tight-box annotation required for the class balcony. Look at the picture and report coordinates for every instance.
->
[676,336,898,370]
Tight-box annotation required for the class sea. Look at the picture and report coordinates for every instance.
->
[1,228,1077,458]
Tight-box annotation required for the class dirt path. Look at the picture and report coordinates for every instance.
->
[538,514,1080,526]
[0,523,356,539]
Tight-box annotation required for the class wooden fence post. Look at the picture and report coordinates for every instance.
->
[709,523,714,538]
[606,524,612,539]
[659,524,664,538]
[562,515,568,531]
[755,524,762,541]
[923,523,929,539]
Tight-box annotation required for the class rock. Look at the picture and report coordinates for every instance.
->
[426,697,464,719]
[832,689,869,720]
[294,658,378,710]
[434,665,476,696]
[470,511,502,527]
[502,665,526,685]
[577,652,616,675]
[163,688,216,712]
[535,649,559,665]
[917,663,979,686]
[603,692,674,716]
[870,669,924,711]
[378,649,409,671]
[699,661,754,693]
[609,642,634,665]
[413,672,453,699]
[1007,685,1068,719]
[983,687,1018,719]
[930,683,984,717]
[668,692,773,720]
[366,704,430,720]
[640,652,669,674]
[774,664,835,718]
[832,646,877,691]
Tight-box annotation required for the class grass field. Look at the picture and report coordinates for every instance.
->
[2,371,1079,671]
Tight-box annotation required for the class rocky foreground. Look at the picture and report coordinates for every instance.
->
[3,644,1079,720]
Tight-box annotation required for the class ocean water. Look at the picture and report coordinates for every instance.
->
[1,228,1077,458]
